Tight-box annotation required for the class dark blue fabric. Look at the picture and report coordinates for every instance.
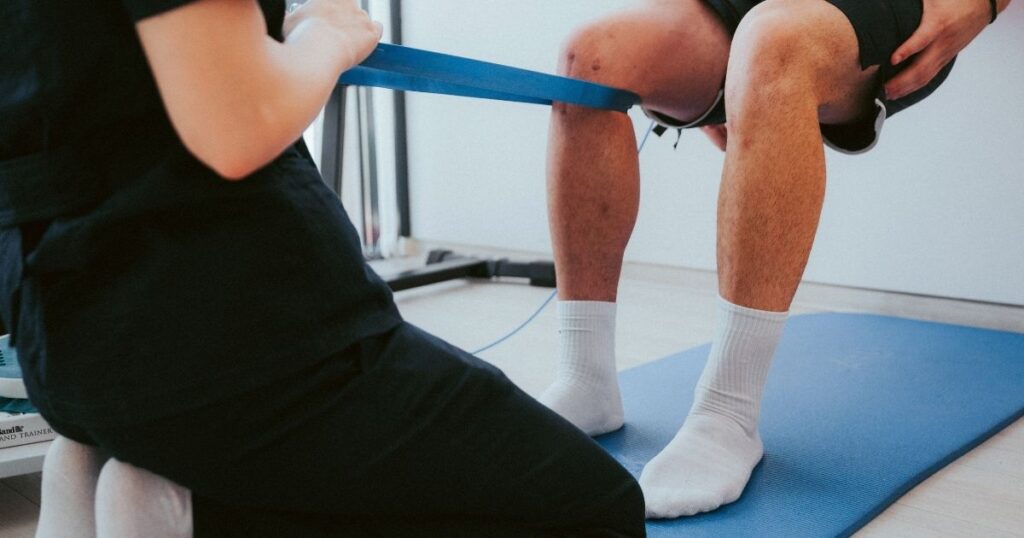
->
[0,0,402,429]
[597,313,1024,537]
[341,44,640,112]
[65,323,645,537]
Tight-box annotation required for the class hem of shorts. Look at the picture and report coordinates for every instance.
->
[641,88,725,130]
[823,98,887,155]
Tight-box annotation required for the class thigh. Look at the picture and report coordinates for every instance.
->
[91,324,644,536]
[565,0,732,124]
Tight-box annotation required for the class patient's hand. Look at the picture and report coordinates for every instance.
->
[884,0,992,100]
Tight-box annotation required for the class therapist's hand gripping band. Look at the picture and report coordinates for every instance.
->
[339,43,641,113]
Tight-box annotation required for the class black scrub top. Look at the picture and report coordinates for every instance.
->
[0,0,401,427]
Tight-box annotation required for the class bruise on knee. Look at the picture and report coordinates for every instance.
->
[563,50,577,74]
[558,23,622,84]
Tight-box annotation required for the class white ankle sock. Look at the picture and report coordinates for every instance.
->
[641,297,787,518]
[539,300,624,436]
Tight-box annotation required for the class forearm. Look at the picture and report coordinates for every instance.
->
[188,21,353,179]
[137,0,372,180]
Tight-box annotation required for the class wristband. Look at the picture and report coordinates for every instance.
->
[989,0,998,23]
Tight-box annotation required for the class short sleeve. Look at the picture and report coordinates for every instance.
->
[120,0,202,21]
[119,0,285,40]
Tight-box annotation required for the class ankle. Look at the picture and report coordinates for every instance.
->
[686,409,761,442]
[554,300,617,376]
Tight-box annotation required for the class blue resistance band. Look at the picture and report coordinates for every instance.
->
[340,43,640,112]
[340,44,647,355]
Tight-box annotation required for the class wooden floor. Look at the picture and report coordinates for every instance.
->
[2,247,1022,537]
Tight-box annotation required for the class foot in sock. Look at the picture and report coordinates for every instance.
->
[640,297,787,518]
[539,300,624,436]
[540,377,624,437]
[640,413,763,517]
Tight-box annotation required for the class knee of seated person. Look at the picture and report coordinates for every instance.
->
[554,21,639,115]
[726,5,823,128]
[96,459,192,522]
[42,436,104,479]
[45,436,90,465]
[729,3,820,91]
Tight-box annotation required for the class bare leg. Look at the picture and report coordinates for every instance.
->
[36,436,107,538]
[641,0,881,518]
[38,440,192,538]
[95,459,193,538]
[717,4,878,311]
[548,0,731,302]
[542,0,731,435]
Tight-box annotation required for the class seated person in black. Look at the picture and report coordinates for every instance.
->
[0,0,643,535]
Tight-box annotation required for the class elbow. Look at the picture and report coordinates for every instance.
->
[207,155,260,181]
[179,131,271,181]
[164,89,299,180]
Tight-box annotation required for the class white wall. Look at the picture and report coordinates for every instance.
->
[307,0,405,258]
[402,1,1024,306]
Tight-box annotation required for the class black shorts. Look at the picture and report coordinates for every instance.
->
[646,0,956,153]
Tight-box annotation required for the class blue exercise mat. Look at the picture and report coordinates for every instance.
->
[596,313,1024,537]
[340,43,640,112]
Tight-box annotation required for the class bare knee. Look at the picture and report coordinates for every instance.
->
[96,458,190,506]
[37,437,107,538]
[725,2,835,135]
[727,0,870,124]
[42,436,106,487]
[730,4,822,95]
[553,19,642,116]
[558,20,623,82]
[96,459,193,537]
